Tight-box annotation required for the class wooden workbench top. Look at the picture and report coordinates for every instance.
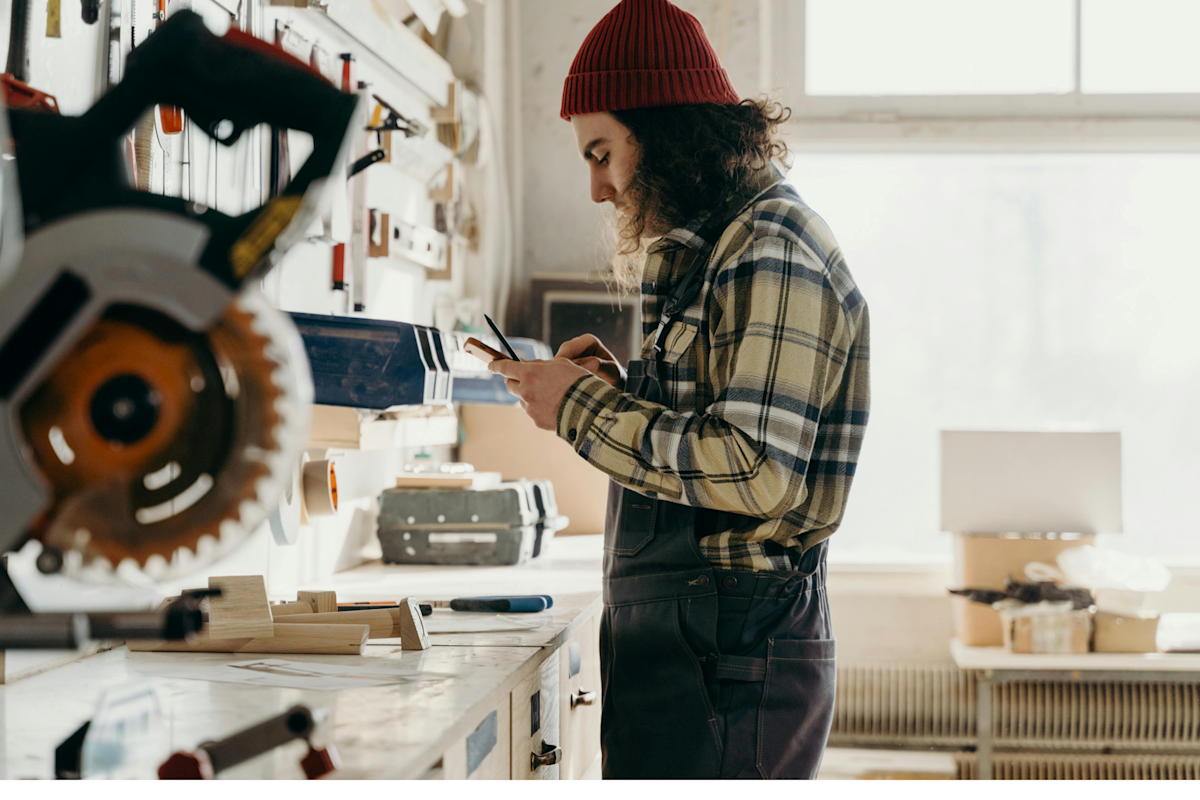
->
[0,535,604,779]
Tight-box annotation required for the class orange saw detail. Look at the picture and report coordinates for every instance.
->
[20,303,285,571]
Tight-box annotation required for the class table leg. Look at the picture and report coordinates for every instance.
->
[977,673,993,780]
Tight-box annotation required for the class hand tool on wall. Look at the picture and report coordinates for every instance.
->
[0,9,360,611]
[1,0,60,112]
[151,0,183,135]
[158,705,338,779]
[367,93,427,139]
[80,0,100,25]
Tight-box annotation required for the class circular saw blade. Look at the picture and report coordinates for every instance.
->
[20,290,311,582]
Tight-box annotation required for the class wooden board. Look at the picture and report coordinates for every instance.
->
[298,590,339,614]
[394,475,475,489]
[276,609,401,639]
[208,576,274,639]
[399,597,430,650]
[127,623,368,655]
[270,602,314,617]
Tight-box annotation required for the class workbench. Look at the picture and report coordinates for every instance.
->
[951,639,1200,780]
[0,536,605,780]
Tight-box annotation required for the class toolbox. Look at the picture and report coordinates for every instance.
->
[378,479,569,566]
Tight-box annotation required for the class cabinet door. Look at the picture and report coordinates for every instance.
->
[510,655,561,779]
[442,701,512,780]
[559,616,602,780]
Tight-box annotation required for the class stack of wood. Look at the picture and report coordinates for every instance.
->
[128,576,429,656]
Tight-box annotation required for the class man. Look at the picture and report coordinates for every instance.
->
[489,0,870,780]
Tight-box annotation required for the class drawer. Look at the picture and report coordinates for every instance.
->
[559,616,601,780]
[510,653,561,779]
[441,701,511,779]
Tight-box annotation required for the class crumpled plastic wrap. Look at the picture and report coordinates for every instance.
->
[1057,545,1171,592]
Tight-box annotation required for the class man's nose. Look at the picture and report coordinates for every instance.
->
[591,172,614,205]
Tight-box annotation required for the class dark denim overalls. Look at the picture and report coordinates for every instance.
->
[600,192,837,779]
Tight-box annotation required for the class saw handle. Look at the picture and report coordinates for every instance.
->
[9,9,360,283]
[91,11,354,151]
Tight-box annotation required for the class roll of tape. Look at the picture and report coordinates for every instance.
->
[269,456,305,546]
[302,458,338,519]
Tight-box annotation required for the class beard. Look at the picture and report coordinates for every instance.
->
[600,201,649,295]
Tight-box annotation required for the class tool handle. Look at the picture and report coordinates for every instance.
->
[6,0,30,82]
[199,705,316,775]
[448,596,549,613]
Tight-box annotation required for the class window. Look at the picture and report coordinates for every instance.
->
[789,153,1200,563]
[766,0,1200,148]
[806,0,1075,97]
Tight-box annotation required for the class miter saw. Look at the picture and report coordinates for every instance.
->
[0,11,361,647]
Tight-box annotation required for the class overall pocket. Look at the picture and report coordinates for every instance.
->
[755,637,837,779]
[600,598,723,778]
[604,489,658,556]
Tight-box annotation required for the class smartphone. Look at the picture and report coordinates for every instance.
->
[464,337,510,363]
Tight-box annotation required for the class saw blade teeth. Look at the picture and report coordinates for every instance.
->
[217,516,247,550]
[142,554,169,581]
[170,545,196,572]
[194,534,218,561]
[87,556,114,579]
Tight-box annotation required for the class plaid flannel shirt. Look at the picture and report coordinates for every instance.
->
[556,169,870,571]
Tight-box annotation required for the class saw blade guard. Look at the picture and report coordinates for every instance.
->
[0,72,23,291]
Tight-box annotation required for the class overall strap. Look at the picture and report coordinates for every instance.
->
[650,183,793,360]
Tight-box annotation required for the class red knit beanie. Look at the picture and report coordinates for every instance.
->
[561,0,740,120]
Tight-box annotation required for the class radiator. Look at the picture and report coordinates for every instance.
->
[829,664,977,747]
[829,664,1200,752]
[993,680,1200,750]
[956,752,1200,780]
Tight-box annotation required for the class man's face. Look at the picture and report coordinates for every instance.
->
[571,112,639,215]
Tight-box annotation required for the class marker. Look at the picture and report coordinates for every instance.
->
[484,314,521,361]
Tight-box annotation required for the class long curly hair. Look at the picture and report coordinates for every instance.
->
[606,97,792,292]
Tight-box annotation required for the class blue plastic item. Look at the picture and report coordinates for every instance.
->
[290,312,452,409]
[448,596,552,613]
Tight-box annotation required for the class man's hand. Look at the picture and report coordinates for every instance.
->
[488,357,592,431]
[556,334,626,390]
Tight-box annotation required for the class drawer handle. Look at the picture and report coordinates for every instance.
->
[570,689,597,709]
[531,742,562,769]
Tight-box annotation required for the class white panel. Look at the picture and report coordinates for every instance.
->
[941,431,1122,534]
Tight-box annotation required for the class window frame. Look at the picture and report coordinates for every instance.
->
[764,0,1200,152]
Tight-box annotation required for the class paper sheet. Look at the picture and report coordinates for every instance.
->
[129,656,450,691]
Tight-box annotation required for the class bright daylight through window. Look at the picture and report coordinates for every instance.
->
[790,0,1200,564]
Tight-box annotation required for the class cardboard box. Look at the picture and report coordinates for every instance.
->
[459,405,608,535]
[1093,611,1160,653]
[952,532,1095,646]
[1003,609,1091,654]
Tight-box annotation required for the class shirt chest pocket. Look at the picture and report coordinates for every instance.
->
[657,320,699,386]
